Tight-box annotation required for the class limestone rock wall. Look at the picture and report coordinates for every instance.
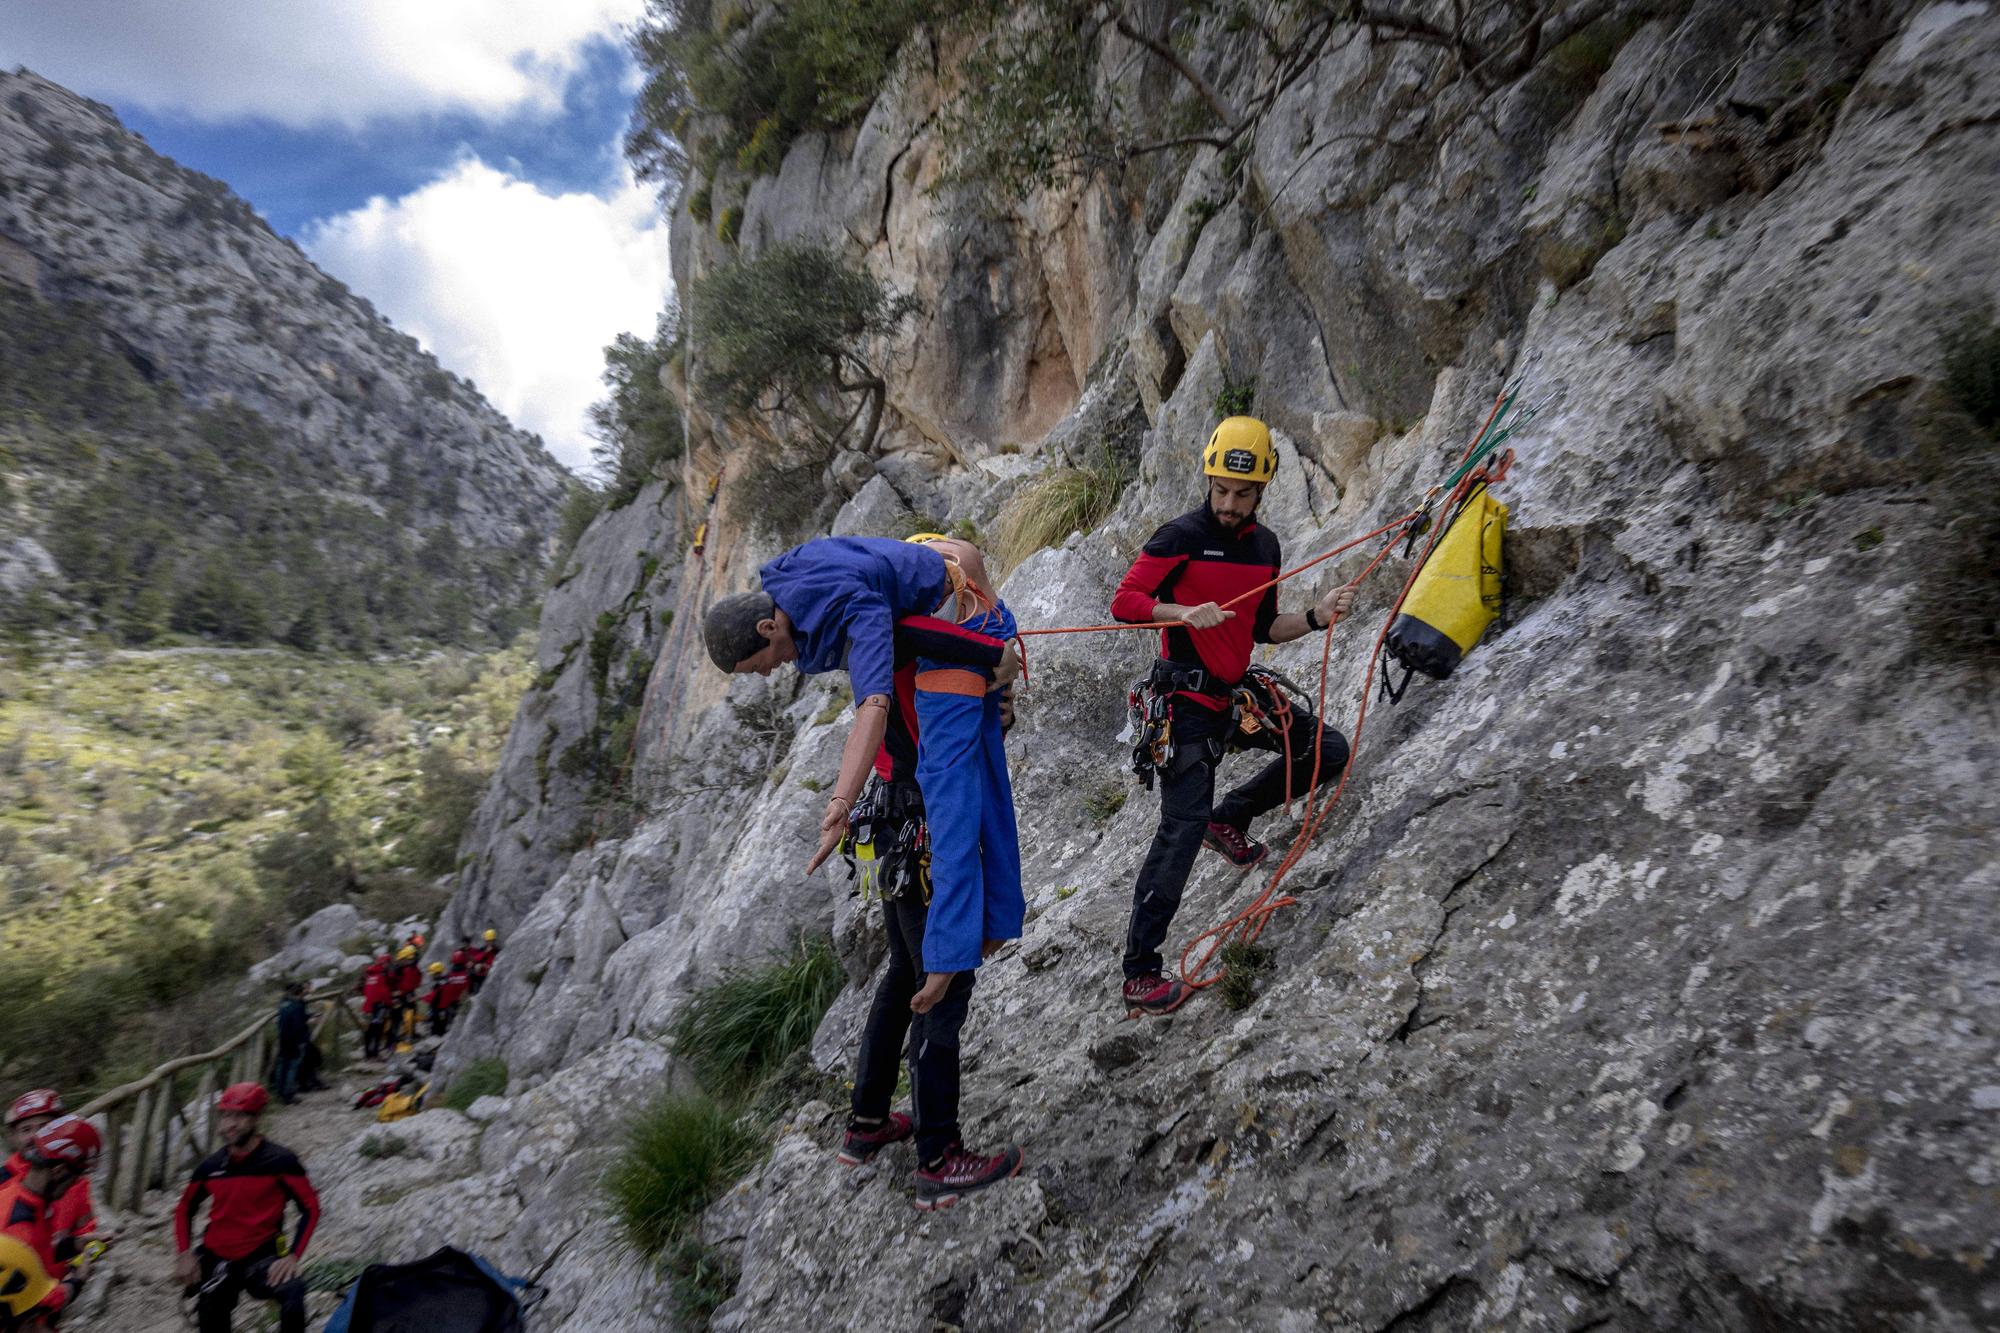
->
[389,4,1997,1328]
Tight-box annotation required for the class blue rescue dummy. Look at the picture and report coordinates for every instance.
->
[701,533,1027,1208]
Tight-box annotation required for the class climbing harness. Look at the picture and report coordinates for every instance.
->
[839,774,931,903]
[1125,662,1308,795]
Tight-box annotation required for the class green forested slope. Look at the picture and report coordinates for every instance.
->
[0,642,529,1093]
[0,280,541,648]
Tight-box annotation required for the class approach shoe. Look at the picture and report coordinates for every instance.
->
[1203,821,1267,868]
[913,1142,1023,1211]
[1122,972,1189,1018]
[837,1112,913,1166]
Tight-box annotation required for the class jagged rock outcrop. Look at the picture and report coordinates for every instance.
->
[0,69,569,630]
[340,4,1997,1329]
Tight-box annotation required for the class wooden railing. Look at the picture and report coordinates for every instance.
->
[77,991,355,1211]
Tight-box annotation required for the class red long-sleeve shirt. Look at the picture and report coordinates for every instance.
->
[1110,504,1281,708]
[174,1138,319,1261]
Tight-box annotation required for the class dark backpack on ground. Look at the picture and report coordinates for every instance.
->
[323,1246,538,1333]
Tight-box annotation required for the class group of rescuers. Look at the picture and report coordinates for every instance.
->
[356,930,501,1059]
[702,416,1359,1211]
[0,1080,319,1333]
[0,931,503,1331]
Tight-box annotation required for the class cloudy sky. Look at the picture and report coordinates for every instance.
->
[0,0,675,471]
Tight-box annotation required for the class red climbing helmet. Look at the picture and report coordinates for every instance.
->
[25,1116,100,1169]
[4,1090,63,1127]
[217,1083,269,1114]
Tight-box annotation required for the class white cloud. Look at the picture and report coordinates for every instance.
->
[0,0,647,128]
[303,158,673,470]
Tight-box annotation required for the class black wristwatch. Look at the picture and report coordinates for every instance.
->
[1305,606,1326,632]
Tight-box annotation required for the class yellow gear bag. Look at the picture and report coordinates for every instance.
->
[1384,483,1506,690]
[376,1081,429,1123]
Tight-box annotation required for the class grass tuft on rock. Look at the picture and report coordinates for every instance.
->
[438,1056,509,1112]
[605,1093,761,1261]
[1216,942,1273,1011]
[994,446,1132,574]
[670,935,843,1098]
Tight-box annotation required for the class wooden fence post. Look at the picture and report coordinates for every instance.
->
[145,1073,175,1193]
[190,1065,217,1164]
[98,1109,121,1213]
[120,1088,152,1212]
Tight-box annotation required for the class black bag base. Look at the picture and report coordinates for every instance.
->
[1384,614,1464,681]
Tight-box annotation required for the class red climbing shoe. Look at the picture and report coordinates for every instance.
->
[1202,821,1267,868]
[1122,973,1189,1018]
[913,1142,1023,1210]
[837,1112,913,1166]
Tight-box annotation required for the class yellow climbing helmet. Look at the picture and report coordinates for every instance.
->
[427,962,445,975]
[905,532,948,544]
[0,1232,54,1317]
[1202,416,1278,484]
[396,946,417,962]
[482,929,497,942]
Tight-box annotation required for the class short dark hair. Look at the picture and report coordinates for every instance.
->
[703,591,776,670]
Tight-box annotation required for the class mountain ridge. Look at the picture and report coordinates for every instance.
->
[0,66,571,646]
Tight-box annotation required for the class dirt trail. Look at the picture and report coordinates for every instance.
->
[88,1068,391,1332]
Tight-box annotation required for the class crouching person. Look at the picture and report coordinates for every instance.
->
[174,1083,319,1333]
[703,534,1026,1209]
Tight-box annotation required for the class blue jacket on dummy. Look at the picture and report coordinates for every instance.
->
[759,537,952,701]
[758,536,1023,973]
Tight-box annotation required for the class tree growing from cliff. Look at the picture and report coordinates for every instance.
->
[626,0,938,190]
[688,241,918,458]
[589,312,687,510]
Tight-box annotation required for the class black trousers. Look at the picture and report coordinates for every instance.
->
[363,1007,387,1058]
[1123,694,1349,978]
[851,891,976,1164]
[196,1247,304,1333]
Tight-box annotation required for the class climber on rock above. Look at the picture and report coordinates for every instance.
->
[174,1082,319,1333]
[703,533,1026,1208]
[1109,417,1359,1018]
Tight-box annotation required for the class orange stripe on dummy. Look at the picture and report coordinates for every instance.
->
[914,668,987,698]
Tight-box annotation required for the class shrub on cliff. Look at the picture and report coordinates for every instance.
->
[993,443,1133,573]
[605,1093,759,1258]
[669,934,843,1096]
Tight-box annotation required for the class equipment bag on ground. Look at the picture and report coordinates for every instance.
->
[323,1246,539,1333]
[1383,482,1507,698]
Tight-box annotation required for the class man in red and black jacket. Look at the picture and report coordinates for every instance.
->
[1109,417,1358,1016]
[173,1083,319,1333]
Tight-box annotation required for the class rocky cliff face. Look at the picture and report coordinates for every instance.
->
[0,69,569,631]
[333,4,1997,1328]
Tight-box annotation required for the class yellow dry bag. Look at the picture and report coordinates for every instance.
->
[376,1081,429,1123]
[1384,483,1506,697]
